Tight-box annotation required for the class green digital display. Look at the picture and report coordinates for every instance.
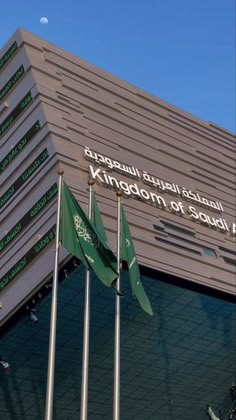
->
[0,121,41,174]
[0,148,49,209]
[0,92,33,139]
[0,41,18,71]
[0,65,25,102]
[0,183,58,253]
[0,226,56,292]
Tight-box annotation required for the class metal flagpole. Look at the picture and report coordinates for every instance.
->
[44,168,64,420]
[113,190,122,420]
[80,179,94,420]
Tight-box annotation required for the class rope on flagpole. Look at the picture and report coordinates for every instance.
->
[113,189,122,420]
[80,179,94,420]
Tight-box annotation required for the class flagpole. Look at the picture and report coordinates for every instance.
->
[44,168,64,420]
[113,190,122,420]
[80,179,94,420]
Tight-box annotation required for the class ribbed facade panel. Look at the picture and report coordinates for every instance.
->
[1,165,57,231]
[1,203,56,266]
[0,246,68,322]
[0,107,46,158]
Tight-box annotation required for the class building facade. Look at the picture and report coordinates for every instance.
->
[0,29,235,420]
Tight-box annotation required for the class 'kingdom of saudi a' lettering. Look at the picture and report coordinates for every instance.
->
[88,164,235,236]
[89,165,167,209]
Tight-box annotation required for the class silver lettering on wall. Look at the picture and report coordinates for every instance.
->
[84,147,235,236]
[84,147,224,214]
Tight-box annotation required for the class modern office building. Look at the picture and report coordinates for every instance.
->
[0,28,235,420]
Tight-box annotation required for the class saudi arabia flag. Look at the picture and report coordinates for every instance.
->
[91,191,109,245]
[60,181,118,287]
[121,205,153,316]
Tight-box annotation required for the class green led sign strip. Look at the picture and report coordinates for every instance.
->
[0,225,56,292]
[0,65,25,102]
[0,41,18,71]
[0,183,58,253]
[0,148,49,210]
[0,121,41,174]
[0,91,33,139]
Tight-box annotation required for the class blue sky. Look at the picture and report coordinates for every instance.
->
[1,0,235,132]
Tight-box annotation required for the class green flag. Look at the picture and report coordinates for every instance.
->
[92,191,109,244]
[92,191,123,296]
[60,181,118,287]
[121,205,153,316]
